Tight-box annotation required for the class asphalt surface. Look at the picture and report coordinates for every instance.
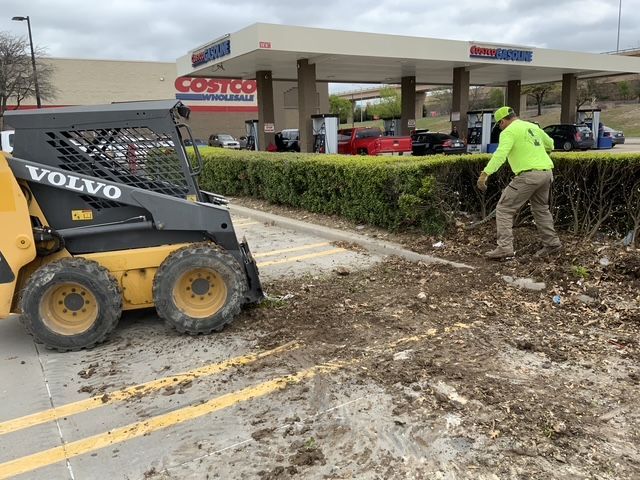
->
[0,208,406,480]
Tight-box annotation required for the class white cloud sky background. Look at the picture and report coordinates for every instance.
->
[1,0,638,93]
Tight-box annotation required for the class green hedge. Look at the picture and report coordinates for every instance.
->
[195,147,640,241]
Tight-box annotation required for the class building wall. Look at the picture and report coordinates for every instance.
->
[41,58,177,105]
[31,58,329,141]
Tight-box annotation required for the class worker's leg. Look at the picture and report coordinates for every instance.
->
[529,171,562,249]
[494,175,539,252]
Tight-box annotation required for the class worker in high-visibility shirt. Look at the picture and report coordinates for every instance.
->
[477,106,562,259]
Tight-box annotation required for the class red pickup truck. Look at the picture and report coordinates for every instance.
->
[337,127,412,156]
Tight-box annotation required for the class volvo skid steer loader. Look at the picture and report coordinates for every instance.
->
[0,100,263,351]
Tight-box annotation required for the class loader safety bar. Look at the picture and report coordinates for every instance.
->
[177,123,204,177]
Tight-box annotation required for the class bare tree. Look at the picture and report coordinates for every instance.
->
[522,83,557,116]
[576,79,601,111]
[0,31,56,130]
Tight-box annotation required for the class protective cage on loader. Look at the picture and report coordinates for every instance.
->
[0,100,263,351]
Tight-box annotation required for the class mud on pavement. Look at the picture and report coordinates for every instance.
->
[3,200,638,479]
[220,255,638,480]
[149,200,639,479]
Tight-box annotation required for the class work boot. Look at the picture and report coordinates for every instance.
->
[534,244,563,258]
[484,247,515,260]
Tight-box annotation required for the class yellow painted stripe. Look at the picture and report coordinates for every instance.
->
[0,342,298,437]
[0,362,344,480]
[381,322,475,350]
[257,248,346,268]
[253,242,331,259]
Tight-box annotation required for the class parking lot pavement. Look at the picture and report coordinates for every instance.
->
[232,215,383,281]
[0,211,385,480]
[0,316,306,479]
[609,136,640,153]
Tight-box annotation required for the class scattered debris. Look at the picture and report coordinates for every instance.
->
[502,275,546,291]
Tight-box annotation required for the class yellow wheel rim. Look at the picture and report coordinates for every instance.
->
[172,268,227,318]
[40,282,99,335]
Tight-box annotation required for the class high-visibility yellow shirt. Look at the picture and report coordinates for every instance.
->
[483,119,554,175]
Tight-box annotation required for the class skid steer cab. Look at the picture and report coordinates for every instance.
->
[0,100,263,351]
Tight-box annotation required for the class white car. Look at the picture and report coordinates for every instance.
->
[1,130,15,153]
[208,133,240,149]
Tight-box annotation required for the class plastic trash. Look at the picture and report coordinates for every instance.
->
[552,295,561,305]
[432,241,445,248]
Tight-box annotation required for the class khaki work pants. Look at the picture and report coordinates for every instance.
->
[495,170,561,251]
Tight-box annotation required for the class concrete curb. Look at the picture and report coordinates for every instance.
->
[230,204,474,270]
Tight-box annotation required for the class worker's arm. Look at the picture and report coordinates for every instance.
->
[539,127,554,153]
[482,129,514,175]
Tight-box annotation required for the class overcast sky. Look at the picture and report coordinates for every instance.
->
[1,0,638,92]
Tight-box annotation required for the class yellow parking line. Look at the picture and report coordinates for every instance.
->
[0,362,344,480]
[0,322,481,479]
[253,242,331,259]
[257,248,346,268]
[0,342,299,437]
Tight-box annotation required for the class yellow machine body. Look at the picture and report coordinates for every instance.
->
[1,152,190,318]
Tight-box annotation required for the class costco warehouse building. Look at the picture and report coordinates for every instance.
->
[6,57,329,140]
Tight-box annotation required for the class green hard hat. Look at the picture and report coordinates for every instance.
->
[494,106,514,122]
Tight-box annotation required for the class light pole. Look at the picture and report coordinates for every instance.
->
[12,15,41,108]
[616,0,622,52]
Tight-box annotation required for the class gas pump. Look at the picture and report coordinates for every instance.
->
[244,119,259,151]
[577,108,611,149]
[382,118,400,137]
[311,114,339,154]
[466,110,497,153]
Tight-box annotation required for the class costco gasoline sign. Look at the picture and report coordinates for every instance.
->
[191,39,231,67]
[469,45,533,62]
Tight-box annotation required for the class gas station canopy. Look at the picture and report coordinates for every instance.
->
[177,23,640,86]
[177,23,640,152]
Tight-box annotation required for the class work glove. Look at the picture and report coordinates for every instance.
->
[477,172,488,193]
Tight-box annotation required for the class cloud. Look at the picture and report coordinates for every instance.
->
[1,0,637,63]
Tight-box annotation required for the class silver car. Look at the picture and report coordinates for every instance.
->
[208,133,240,149]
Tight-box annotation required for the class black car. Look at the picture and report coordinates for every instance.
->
[543,124,594,151]
[276,129,300,152]
[411,131,466,156]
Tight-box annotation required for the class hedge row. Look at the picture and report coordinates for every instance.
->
[194,147,640,242]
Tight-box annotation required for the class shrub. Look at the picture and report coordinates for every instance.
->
[194,147,640,243]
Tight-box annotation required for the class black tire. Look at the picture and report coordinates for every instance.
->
[19,258,122,352]
[562,140,573,151]
[358,148,368,155]
[153,243,247,335]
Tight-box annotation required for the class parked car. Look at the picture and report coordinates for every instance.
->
[337,127,412,156]
[238,136,248,149]
[208,133,240,149]
[183,138,207,147]
[542,124,594,151]
[602,126,625,145]
[274,129,300,152]
[411,131,466,156]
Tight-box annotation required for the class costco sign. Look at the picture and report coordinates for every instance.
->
[174,77,257,111]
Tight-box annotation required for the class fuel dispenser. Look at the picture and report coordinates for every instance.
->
[382,118,400,137]
[577,108,611,149]
[466,110,498,153]
[244,119,259,151]
[311,114,339,154]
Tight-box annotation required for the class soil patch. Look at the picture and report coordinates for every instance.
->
[228,197,639,479]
